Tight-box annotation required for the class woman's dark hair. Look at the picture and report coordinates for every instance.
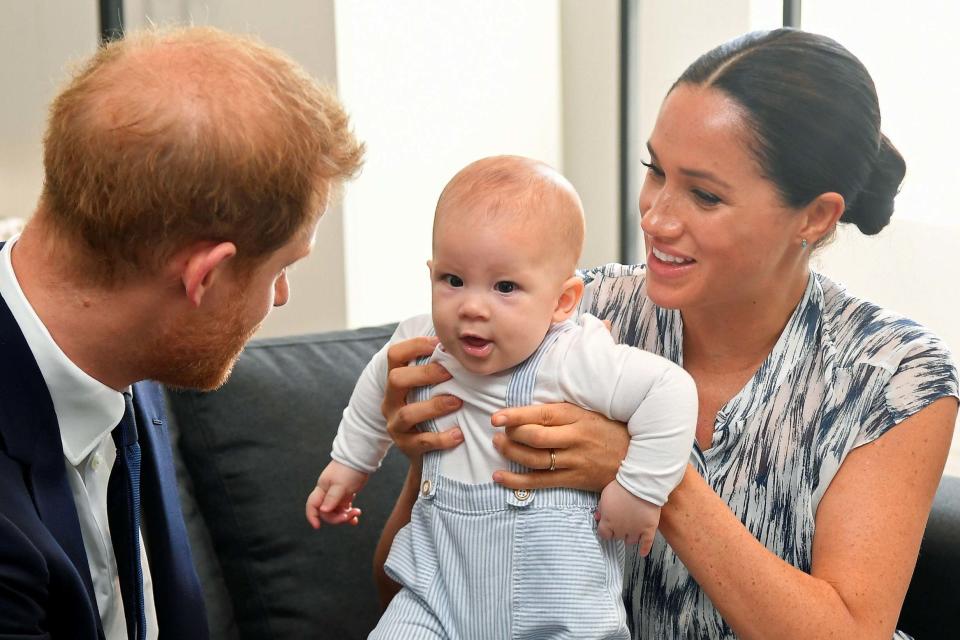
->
[675,28,905,236]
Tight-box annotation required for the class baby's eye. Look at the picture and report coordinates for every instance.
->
[494,281,517,294]
[443,274,464,287]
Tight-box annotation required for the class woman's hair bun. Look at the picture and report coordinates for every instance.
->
[840,133,905,235]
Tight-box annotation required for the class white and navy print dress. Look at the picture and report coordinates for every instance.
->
[578,264,959,640]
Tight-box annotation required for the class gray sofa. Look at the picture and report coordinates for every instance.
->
[165,325,959,640]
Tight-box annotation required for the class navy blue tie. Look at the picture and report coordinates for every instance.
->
[107,392,147,640]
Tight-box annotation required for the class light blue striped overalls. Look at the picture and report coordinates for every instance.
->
[371,324,629,640]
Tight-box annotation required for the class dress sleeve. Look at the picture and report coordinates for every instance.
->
[853,332,959,449]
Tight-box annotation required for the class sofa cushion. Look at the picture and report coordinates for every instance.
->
[898,474,960,637]
[166,324,406,640]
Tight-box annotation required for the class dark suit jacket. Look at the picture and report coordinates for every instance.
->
[0,264,208,639]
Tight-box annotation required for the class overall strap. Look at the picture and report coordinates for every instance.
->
[504,321,576,507]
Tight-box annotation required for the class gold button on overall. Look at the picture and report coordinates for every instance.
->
[513,488,531,501]
[421,480,431,495]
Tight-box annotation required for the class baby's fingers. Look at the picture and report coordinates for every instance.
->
[597,518,615,541]
[637,530,655,557]
[320,486,349,512]
[320,506,363,526]
[305,487,326,529]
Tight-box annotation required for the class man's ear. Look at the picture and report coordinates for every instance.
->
[179,242,238,308]
[552,275,585,322]
[799,192,845,247]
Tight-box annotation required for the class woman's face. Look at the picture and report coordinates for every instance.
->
[639,83,807,314]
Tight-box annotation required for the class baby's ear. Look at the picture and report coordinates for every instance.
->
[426,260,434,276]
[552,276,585,322]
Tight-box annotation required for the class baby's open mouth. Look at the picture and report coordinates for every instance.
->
[460,335,493,357]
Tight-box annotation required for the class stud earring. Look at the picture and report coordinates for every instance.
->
[801,238,808,250]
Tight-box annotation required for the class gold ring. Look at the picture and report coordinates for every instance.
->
[548,449,557,472]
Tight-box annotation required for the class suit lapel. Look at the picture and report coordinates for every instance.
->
[134,381,208,637]
[0,286,100,611]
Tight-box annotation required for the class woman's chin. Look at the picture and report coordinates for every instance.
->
[645,280,690,311]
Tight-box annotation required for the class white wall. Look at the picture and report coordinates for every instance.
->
[334,0,563,328]
[124,0,347,338]
[561,0,620,269]
[0,2,98,221]
[634,0,781,198]
[801,0,960,476]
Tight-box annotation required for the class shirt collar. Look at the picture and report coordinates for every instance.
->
[0,237,125,465]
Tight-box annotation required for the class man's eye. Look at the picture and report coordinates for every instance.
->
[443,274,464,287]
[495,281,517,294]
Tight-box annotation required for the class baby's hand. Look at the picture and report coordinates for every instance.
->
[305,461,369,529]
[595,481,661,556]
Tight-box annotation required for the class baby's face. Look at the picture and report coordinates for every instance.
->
[431,214,569,375]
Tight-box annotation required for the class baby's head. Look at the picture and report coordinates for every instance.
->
[429,155,585,375]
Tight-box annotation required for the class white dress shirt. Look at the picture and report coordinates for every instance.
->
[0,237,159,640]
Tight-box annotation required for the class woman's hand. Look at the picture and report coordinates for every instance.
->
[381,336,464,464]
[374,335,465,606]
[490,403,629,492]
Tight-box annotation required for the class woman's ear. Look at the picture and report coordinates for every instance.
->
[178,241,238,307]
[800,192,845,246]
[552,275,585,322]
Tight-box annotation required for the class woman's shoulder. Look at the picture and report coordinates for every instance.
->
[578,262,647,291]
[816,273,955,373]
[578,262,652,318]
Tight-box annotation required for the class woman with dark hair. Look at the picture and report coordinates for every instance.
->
[375,29,958,638]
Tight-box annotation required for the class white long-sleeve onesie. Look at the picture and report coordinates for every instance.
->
[331,313,697,505]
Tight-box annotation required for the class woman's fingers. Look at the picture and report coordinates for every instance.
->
[492,402,630,493]
[387,394,462,436]
[393,426,464,456]
[382,337,446,413]
[493,431,572,469]
[491,402,583,429]
[386,361,451,395]
[493,468,584,491]
[386,335,440,370]
[501,423,578,450]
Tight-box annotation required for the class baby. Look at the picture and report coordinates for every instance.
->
[306,156,697,638]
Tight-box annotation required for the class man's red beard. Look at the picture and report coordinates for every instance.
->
[145,294,261,391]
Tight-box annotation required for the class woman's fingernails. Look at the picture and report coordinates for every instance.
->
[450,428,463,443]
[491,414,506,427]
[492,472,503,484]
[444,396,461,409]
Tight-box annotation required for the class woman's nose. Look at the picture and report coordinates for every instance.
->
[639,189,683,239]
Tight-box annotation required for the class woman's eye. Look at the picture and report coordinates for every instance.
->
[443,274,464,287]
[692,189,722,206]
[640,159,665,178]
[495,281,517,294]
